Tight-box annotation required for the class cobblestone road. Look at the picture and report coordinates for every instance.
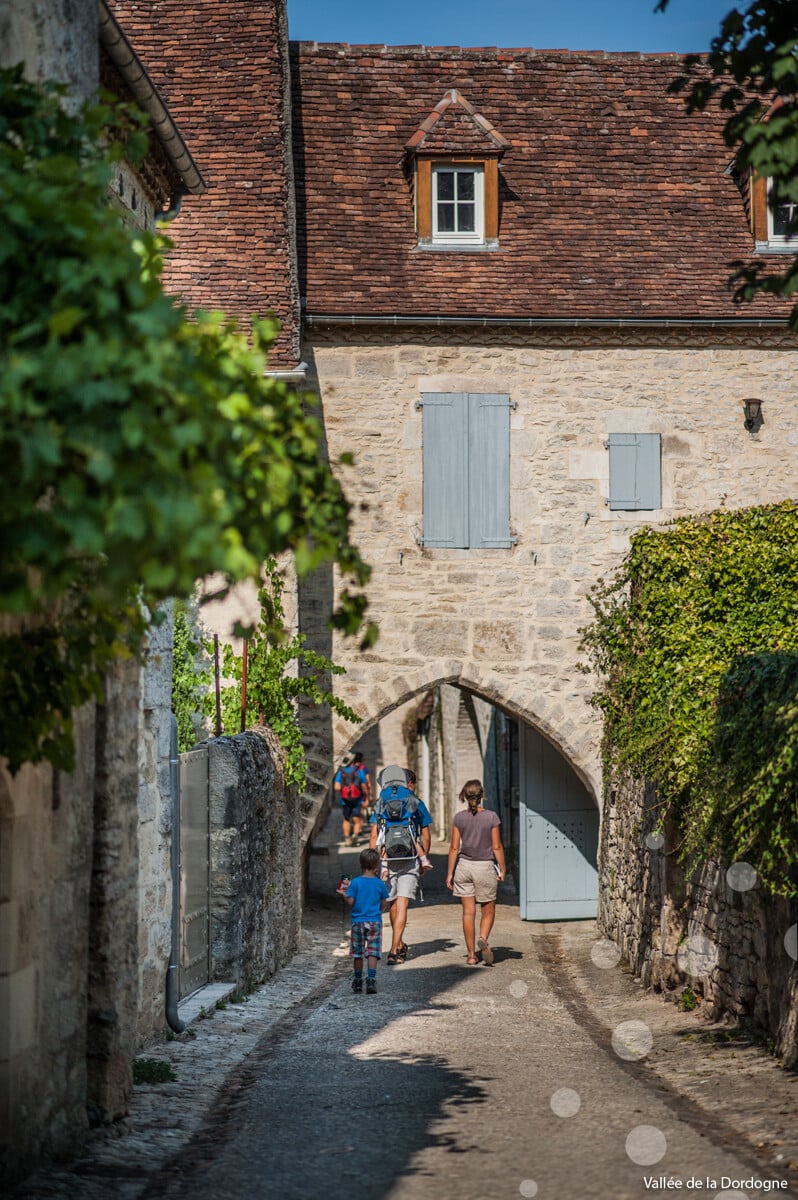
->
[12,824,798,1200]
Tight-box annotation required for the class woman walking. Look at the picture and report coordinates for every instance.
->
[446,780,506,965]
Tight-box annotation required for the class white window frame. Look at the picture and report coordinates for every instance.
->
[431,164,484,245]
[766,178,796,245]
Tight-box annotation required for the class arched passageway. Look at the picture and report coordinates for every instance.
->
[343,681,599,921]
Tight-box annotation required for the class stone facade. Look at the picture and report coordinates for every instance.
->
[297,325,798,838]
[0,706,96,1182]
[599,775,798,1066]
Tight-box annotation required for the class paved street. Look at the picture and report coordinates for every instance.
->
[13,822,798,1200]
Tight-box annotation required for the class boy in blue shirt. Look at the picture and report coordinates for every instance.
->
[344,848,390,994]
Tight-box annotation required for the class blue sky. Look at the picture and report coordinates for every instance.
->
[287,0,736,53]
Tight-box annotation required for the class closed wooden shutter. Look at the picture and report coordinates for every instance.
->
[607,433,661,511]
[421,392,512,547]
[469,393,512,547]
[421,393,469,547]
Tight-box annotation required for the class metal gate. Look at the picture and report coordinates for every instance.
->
[178,746,211,999]
[519,722,598,920]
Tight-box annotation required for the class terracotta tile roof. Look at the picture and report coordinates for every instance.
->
[292,44,791,323]
[110,0,300,365]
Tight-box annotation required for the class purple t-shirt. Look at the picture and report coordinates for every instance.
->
[454,808,500,861]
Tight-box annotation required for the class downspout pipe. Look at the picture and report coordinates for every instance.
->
[166,714,185,1033]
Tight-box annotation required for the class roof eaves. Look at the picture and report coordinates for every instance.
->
[98,0,205,196]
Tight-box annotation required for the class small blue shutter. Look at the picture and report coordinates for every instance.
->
[608,433,661,511]
[422,393,469,547]
[468,393,512,547]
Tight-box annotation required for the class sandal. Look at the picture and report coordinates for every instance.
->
[396,943,409,962]
[466,957,480,966]
[387,952,400,965]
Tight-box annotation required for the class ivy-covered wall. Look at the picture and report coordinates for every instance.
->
[582,501,798,1063]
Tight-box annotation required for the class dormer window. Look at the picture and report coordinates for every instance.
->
[750,170,796,253]
[432,163,484,243]
[404,89,508,252]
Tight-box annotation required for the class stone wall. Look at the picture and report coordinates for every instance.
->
[0,0,98,97]
[599,776,798,1066]
[0,706,96,1184]
[208,729,301,991]
[297,325,798,840]
[86,660,142,1124]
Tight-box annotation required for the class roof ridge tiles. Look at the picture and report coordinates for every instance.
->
[291,42,688,61]
[405,87,510,153]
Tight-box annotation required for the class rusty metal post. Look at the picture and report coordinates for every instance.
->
[213,634,222,737]
[240,640,248,732]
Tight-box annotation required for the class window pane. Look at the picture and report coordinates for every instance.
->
[773,202,795,238]
[457,203,475,232]
[437,171,454,201]
[437,202,455,232]
[457,171,475,201]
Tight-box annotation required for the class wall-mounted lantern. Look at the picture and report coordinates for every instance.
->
[743,398,763,431]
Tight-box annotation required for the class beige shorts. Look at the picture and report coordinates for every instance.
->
[453,859,498,903]
[386,861,420,902]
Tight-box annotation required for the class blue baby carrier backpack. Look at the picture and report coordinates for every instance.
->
[375,770,420,861]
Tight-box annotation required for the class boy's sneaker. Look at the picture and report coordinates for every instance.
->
[352,977,363,993]
[366,979,377,995]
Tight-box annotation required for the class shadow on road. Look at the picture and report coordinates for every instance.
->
[147,842,513,1199]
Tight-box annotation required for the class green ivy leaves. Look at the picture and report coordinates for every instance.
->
[581,501,798,896]
[199,561,361,789]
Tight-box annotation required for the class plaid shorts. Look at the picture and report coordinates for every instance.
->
[350,921,383,959]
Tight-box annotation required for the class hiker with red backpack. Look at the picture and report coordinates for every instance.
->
[351,750,373,820]
[334,753,368,846]
[369,765,433,965]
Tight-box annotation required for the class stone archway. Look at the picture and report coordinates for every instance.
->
[305,668,603,921]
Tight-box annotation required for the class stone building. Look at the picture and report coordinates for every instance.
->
[113,0,798,921]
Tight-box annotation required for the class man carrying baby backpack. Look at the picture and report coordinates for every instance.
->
[369,765,433,965]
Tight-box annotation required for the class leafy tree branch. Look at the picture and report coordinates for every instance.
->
[0,68,373,773]
[204,560,361,789]
[657,0,798,325]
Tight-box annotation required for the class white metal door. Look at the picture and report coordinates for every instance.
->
[519,723,598,920]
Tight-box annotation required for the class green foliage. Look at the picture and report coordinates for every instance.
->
[206,560,361,789]
[581,501,798,895]
[705,651,798,891]
[172,599,210,752]
[677,986,699,1012]
[133,1057,176,1084]
[0,69,373,773]
[658,1,798,326]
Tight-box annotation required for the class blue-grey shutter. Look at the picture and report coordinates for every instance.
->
[468,393,512,547]
[608,433,661,510]
[421,393,468,547]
